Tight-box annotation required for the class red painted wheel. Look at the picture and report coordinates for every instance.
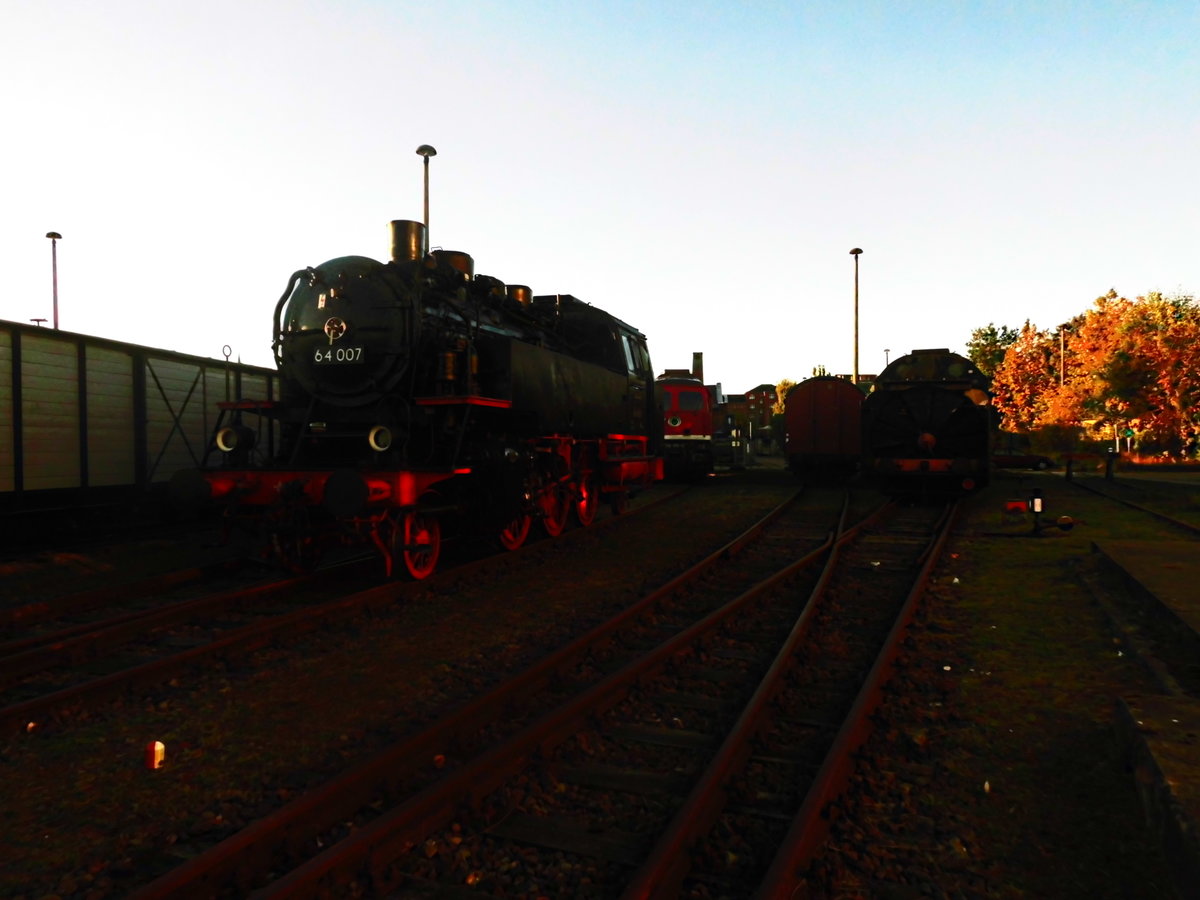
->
[540,484,570,537]
[398,510,440,580]
[575,475,599,527]
[498,513,531,551]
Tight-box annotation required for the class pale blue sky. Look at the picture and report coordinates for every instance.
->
[3,1,1196,392]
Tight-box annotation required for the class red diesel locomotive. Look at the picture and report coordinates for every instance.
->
[654,375,714,480]
[173,219,662,578]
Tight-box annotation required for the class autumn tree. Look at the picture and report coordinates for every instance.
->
[1100,293,1200,454]
[987,291,1200,457]
[966,323,1018,378]
[773,378,797,415]
[990,321,1058,433]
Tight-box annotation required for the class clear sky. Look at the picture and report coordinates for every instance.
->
[3,0,1196,393]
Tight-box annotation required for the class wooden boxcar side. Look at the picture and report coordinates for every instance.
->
[0,319,277,516]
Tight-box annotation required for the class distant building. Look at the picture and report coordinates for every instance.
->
[837,374,877,392]
[744,383,779,431]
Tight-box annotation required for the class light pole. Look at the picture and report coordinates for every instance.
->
[415,145,437,256]
[46,232,62,330]
[884,348,890,367]
[850,248,862,384]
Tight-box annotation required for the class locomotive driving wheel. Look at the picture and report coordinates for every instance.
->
[574,474,599,526]
[391,509,441,580]
[498,512,532,551]
[538,482,571,537]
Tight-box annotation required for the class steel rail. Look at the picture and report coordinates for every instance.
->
[0,570,316,686]
[617,492,877,897]
[0,557,244,631]
[128,490,811,900]
[1069,477,1200,537]
[251,523,841,899]
[4,487,694,739]
[755,500,961,899]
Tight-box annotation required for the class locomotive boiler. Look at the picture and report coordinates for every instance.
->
[174,219,662,578]
[861,348,993,494]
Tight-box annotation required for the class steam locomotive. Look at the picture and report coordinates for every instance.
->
[861,348,993,494]
[173,219,662,578]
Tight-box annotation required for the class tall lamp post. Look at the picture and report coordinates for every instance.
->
[850,248,862,384]
[46,232,62,330]
[415,145,437,256]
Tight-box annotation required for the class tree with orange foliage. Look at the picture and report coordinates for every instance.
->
[984,291,1200,457]
[1112,293,1200,455]
[990,321,1057,434]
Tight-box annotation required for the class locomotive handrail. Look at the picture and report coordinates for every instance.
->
[271,268,310,367]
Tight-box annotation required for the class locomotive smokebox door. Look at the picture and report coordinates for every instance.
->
[278,255,418,407]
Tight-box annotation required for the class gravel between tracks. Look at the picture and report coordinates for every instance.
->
[0,463,1189,898]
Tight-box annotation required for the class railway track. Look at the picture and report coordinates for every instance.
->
[0,485,690,739]
[126,490,958,899]
[0,558,381,737]
[1069,475,1200,537]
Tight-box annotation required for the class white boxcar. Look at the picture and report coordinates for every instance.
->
[0,319,277,515]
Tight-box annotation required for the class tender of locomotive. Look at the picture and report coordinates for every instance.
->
[654,375,714,480]
[174,219,662,578]
[861,348,992,494]
[784,375,863,481]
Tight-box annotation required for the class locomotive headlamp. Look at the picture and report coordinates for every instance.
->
[1028,489,1043,514]
[368,425,393,452]
[216,425,256,454]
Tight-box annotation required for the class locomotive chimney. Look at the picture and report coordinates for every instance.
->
[389,220,426,263]
[692,352,704,383]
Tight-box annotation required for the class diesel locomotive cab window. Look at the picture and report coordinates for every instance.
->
[678,392,704,411]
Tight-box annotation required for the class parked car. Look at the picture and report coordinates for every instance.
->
[993,453,1057,470]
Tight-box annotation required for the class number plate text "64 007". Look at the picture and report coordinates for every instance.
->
[314,346,365,365]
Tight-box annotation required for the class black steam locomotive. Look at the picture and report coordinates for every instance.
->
[861,348,993,495]
[174,220,662,578]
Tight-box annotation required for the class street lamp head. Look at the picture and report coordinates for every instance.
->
[415,145,437,158]
[46,232,62,240]
[849,247,862,256]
